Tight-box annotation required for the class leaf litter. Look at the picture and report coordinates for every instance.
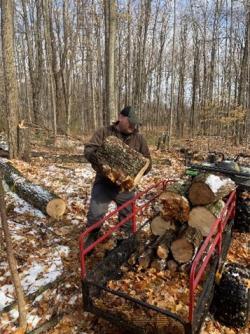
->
[0,137,249,333]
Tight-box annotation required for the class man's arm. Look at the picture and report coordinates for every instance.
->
[84,128,105,165]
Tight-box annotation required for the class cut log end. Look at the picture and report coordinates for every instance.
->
[46,198,66,219]
[170,239,194,264]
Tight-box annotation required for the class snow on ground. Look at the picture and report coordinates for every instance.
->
[0,144,249,333]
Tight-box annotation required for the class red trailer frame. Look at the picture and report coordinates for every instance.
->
[79,180,236,327]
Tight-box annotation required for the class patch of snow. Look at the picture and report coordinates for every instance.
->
[4,182,45,218]
[206,174,230,193]
[12,234,24,241]
[9,308,19,320]
[69,295,78,305]
[27,313,41,327]
[0,251,64,311]
[55,245,70,257]
[0,288,14,310]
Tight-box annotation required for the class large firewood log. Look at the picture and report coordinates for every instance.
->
[188,200,226,236]
[0,159,66,219]
[170,226,203,264]
[158,191,190,223]
[188,173,236,206]
[94,136,149,191]
[150,215,176,236]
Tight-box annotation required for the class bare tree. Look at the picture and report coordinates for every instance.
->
[1,0,19,158]
[104,0,117,124]
[0,176,27,329]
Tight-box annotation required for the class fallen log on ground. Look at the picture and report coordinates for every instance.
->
[188,173,235,206]
[188,200,226,236]
[94,136,150,191]
[0,159,66,219]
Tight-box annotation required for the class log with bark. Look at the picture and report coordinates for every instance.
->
[188,200,226,236]
[159,191,190,223]
[188,173,236,206]
[170,226,203,264]
[94,136,150,191]
[0,159,66,219]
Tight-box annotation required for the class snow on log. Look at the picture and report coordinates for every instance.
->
[158,191,190,223]
[170,226,203,264]
[188,200,226,236]
[94,136,149,191]
[188,173,236,206]
[0,159,66,219]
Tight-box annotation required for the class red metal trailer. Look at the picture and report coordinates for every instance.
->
[79,180,236,334]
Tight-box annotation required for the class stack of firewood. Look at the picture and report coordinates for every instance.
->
[128,174,236,272]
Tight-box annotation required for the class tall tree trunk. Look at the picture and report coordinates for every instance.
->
[104,0,117,124]
[1,0,19,159]
[0,176,27,329]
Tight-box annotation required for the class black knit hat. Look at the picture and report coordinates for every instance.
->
[120,106,141,125]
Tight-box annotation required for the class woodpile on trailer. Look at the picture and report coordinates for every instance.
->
[92,174,242,333]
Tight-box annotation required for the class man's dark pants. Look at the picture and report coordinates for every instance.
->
[87,179,135,233]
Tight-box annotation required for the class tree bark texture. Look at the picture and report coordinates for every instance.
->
[95,136,149,191]
[0,175,27,329]
[0,159,66,219]
[1,0,19,159]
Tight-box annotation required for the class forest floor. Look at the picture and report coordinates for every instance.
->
[0,133,249,334]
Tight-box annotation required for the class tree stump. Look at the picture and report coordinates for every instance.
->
[95,136,150,191]
[188,173,236,205]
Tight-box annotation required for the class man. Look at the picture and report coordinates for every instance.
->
[84,106,152,248]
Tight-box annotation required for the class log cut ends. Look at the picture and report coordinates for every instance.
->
[188,200,225,237]
[170,226,203,264]
[46,198,66,219]
[188,173,236,206]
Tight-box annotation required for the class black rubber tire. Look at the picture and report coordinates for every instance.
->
[234,187,250,233]
[211,263,249,328]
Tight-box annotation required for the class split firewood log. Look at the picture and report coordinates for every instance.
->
[0,159,66,219]
[188,200,226,236]
[150,215,176,236]
[94,136,150,191]
[188,173,236,206]
[170,226,203,264]
[159,191,190,223]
